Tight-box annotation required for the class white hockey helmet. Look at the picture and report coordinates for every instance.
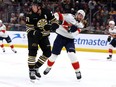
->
[76,9,85,19]
[0,20,2,24]
[109,20,115,25]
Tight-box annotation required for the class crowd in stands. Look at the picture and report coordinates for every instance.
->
[0,0,116,34]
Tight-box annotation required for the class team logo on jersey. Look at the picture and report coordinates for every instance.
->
[37,19,47,30]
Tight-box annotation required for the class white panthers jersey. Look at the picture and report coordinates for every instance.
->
[109,26,116,38]
[0,24,8,38]
[109,26,116,35]
[54,12,84,39]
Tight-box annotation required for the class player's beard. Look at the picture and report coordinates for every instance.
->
[37,8,41,14]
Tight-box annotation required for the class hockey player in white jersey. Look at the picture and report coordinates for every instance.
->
[43,9,85,80]
[107,20,116,60]
[0,20,17,53]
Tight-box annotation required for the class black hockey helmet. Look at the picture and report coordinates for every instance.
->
[32,0,42,6]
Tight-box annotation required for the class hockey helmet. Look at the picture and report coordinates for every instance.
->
[0,20,2,24]
[76,9,85,19]
[109,20,115,25]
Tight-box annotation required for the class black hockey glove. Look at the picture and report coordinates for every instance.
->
[68,25,79,32]
[44,24,51,31]
[107,36,111,42]
[51,23,59,32]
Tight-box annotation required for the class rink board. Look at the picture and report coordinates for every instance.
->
[3,31,116,53]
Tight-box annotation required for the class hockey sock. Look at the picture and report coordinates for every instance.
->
[0,44,4,48]
[109,49,113,57]
[47,54,58,67]
[35,55,48,68]
[28,56,36,69]
[72,62,80,72]
[68,52,80,71]
[47,59,55,67]
[10,44,14,49]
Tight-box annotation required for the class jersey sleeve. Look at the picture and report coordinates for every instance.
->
[64,14,84,28]
[0,25,6,31]
[0,24,7,37]
[109,26,116,34]
[64,14,77,25]
[26,14,35,33]
[26,14,34,27]
[76,22,84,28]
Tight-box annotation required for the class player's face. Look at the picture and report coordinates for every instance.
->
[109,23,114,28]
[76,13,83,21]
[32,4,40,13]
[32,4,38,13]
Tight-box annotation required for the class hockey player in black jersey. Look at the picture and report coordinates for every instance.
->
[26,0,59,81]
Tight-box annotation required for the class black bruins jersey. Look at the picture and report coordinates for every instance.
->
[26,8,57,33]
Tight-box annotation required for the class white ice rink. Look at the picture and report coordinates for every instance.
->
[0,48,116,87]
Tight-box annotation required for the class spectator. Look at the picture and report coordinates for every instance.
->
[61,0,73,13]
[0,0,115,34]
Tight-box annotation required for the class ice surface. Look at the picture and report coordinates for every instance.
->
[0,48,116,87]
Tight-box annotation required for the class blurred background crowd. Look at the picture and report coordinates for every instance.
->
[0,0,116,34]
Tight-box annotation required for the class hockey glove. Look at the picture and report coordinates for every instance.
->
[44,24,51,31]
[51,23,59,32]
[69,25,81,33]
[107,36,111,42]
[69,25,78,32]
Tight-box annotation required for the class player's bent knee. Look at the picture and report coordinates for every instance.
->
[68,49,75,53]
[43,47,51,57]
[43,51,51,58]
[29,49,37,56]
[67,52,78,63]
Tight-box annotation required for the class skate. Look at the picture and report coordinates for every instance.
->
[35,68,41,78]
[43,67,51,75]
[75,71,82,80]
[11,49,17,53]
[2,48,5,52]
[107,56,112,60]
[29,70,36,82]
